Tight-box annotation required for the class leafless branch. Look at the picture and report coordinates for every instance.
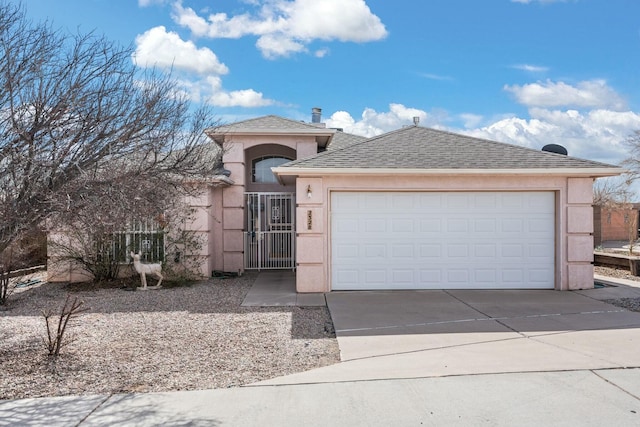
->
[0,3,223,259]
[42,294,89,357]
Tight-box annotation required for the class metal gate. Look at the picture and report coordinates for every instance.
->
[244,192,295,270]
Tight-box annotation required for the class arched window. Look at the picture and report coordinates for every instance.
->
[252,156,291,183]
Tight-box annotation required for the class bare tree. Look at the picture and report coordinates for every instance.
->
[594,176,638,254]
[622,130,640,182]
[593,176,634,207]
[49,198,207,282]
[0,3,222,261]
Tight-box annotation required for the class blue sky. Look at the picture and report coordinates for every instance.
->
[23,0,640,166]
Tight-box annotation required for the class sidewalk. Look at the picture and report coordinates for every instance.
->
[2,369,640,426]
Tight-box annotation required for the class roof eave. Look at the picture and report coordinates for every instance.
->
[207,128,336,148]
[273,167,625,178]
[183,175,235,186]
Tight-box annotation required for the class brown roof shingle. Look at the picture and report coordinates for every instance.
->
[282,126,619,170]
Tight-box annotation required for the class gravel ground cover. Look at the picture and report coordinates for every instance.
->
[594,266,640,312]
[0,273,339,400]
[594,265,640,282]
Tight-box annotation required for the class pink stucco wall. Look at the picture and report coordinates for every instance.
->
[294,174,595,292]
[213,134,322,274]
[48,168,597,290]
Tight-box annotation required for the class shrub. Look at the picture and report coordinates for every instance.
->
[42,295,89,357]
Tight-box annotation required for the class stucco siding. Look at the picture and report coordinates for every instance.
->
[294,174,596,292]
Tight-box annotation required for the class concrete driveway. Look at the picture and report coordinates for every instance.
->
[256,285,640,385]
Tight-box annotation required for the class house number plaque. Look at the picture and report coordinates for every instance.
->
[307,210,312,230]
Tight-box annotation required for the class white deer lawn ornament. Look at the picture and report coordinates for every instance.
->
[130,252,163,290]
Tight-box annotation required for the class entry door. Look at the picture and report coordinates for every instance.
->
[245,193,295,270]
[331,191,555,290]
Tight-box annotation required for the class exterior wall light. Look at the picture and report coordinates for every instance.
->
[307,185,312,199]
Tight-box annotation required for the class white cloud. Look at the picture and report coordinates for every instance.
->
[325,110,373,135]
[176,76,275,107]
[211,90,273,107]
[505,79,627,110]
[326,104,443,137]
[419,73,454,81]
[464,108,640,164]
[133,26,273,108]
[134,26,229,75]
[460,113,484,129]
[172,0,388,58]
[328,103,640,166]
[256,34,307,59]
[511,64,549,73]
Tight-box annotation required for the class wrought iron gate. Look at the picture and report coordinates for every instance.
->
[244,192,295,270]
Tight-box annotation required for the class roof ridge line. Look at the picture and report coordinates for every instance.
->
[287,126,416,165]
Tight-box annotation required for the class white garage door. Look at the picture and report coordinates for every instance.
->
[331,192,555,290]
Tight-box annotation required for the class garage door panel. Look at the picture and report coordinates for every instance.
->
[420,218,443,232]
[473,219,497,233]
[364,244,386,258]
[392,193,416,209]
[529,218,554,233]
[364,218,386,233]
[419,269,442,283]
[448,269,470,283]
[364,269,387,283]
[447,244,469,257]
[420,244,443,258]
[334,217,360,234]
[445,193,471,209]
[332,193,359,209]
[474,244,497,257]
[334,243,359,259]
[391,218,415,233]
[336,269,359,285]
[446,219,469,233]
[475,269,497,283]
[331,191,555,290]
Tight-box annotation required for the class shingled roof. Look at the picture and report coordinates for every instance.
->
[326,131,368,151]
[278,125,620,173]
[212,115,327,132]
[206,115,337,148]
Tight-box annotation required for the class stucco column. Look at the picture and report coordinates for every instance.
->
[182,189,212,277]
[221,141,245,273]
[295,178,327,292]
[566,177,595,290]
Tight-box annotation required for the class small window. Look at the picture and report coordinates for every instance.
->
[99,219,165,263]
[252,156,291,183]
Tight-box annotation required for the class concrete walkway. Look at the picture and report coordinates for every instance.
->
[240,270,325,307]
[3,276,640,426]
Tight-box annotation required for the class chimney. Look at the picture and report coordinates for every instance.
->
[312,107,322,124]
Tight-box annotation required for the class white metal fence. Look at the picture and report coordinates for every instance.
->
[244,192,295,270]
[107,220,165,263]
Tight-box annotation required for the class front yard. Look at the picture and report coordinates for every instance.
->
[0,273,339,400]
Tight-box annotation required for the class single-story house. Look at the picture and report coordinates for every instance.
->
[49,109,623,291]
